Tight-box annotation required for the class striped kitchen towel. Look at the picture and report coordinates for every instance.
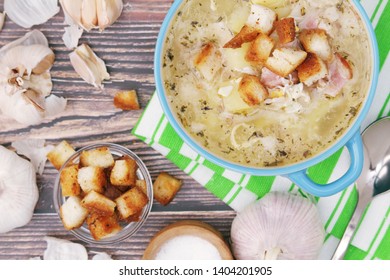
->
[133,0,390,260]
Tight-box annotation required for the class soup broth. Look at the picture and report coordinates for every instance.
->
[162,0,371,167]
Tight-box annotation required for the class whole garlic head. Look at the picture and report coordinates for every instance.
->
[231,192,325,260]
[0,145,39,234]
[60,0,123,32]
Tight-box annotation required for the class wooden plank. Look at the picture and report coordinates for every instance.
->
[0,212,236,260]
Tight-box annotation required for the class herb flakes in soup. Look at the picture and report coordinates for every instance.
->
[162,0,371,168]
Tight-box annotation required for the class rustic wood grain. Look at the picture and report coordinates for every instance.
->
[0,0,234,260]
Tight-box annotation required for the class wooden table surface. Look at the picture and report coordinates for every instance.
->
[0,0,235,260]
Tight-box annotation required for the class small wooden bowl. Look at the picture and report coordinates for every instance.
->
[142,220,234,260]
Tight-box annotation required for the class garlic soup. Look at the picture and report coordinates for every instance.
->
[161,0,371,168]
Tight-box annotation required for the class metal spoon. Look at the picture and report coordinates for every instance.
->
[332,116,390,260]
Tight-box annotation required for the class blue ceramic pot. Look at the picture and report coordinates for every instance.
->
[154,0,379,197]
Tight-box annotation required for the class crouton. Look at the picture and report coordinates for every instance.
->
[77,166,106,193]
[124,211,142,223]
[115,187,149,219]
[46,140,76,170]
[81,190,116,215]
[275,18,296,44]
[246,33,275,63]
[194,42,222,81]
[60,196,89,230]
[297,53,328,86]
[80,147,115,168]
[299,29,332,62]
[153,172,182,206]
[103,183,124,200]
[246,4,277,35]
[223,25,261,49]
[110,157,137,187]
[114,90,140,110]
[136,180,147,195]
[86,212,122,241]
[237,74,268,106]
[60,164,81,197]
[265,48,307,77]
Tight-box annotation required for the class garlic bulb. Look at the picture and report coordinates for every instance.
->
[0,30,67,125]
[11,139,54,175]
[60,0,123,32]
[0,145,39,234]
[4,0,60,28]
[43,236,88,260]
[0,12,5,32]
[69,43,110,88]
[231,192,325,260]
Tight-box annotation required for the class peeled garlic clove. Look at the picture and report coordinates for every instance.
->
[4,0,60,28]
[69,43,110,88]
[43,236,88,260]
[0,145,39,234]
[96,0,123,31]
[231,192,325,260]
[0,12,6,32]
[62,24,84,50]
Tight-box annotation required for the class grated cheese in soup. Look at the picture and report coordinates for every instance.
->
[162,0,371,167]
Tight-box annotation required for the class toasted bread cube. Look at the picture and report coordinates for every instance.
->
[246,33,275,63]
[297,53,328,86]
[265,48,307,77]
[104,183,124,200]
[275,18,296,44]
[238,74,268,106]
[114,90,140,110]
[60,196,89,230]
[80,147,114,168]
[78,166,106,193]
[86,212,122,241]
[153,172,182,206]
[299,29,332,62]
[223,25,261,49]
[115,187,149,219]
[123,211,142,223]
[246,4,277,35]
[194,43,222,81]
[82,190,116,215]
[110,157,137,187]
[46,140,76,170]
[60,164,81,197]
[136,180,147,195]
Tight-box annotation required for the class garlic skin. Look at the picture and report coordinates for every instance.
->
[62,24,84,50]
[0,12,6,32]
[0,30,67,125]
[4,0,60,28]
[43,236,88,260]
[11,139,54,176]
[69,43,110,88]
[60,0,123,32]
[0,145,39,234]
[231,192,325,260]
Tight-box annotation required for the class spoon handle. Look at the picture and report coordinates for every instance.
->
[331,197,367,260]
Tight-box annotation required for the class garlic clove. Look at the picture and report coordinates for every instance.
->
[0,30,49,60]
[231,192,325,260]
[22,89,45,112]
[11,139,54,176]
[69,43,110,88]
[43,236,88,260]
[4,0,60,29]
[0,12,6,32]
[96,0,123,31]
[23,72,53,98]
[62,24,84,50]
[0,145,39,233]
[81,0,98,31]
[60,0,84,29]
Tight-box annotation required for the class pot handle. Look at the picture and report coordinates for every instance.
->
[287,131,363,197]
